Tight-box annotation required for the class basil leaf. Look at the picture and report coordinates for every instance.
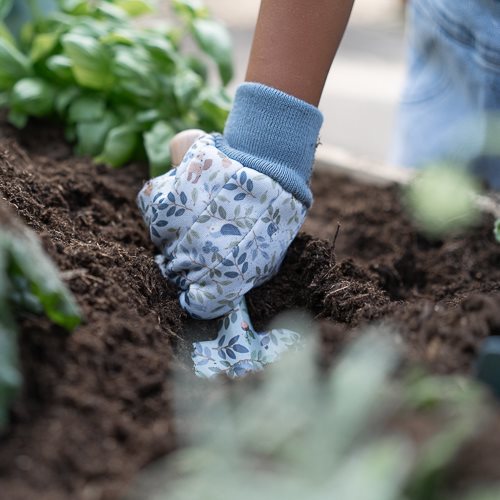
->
[112,46,160,103]
[62,33,114,90]
[75,110,119,156]
[186,55,208,81]
[7,109,27,128]
[136,109,162,126]
[95,2,128,21]
[195,87,231,132]
[95,124,139,167]
[172,0,209,20]
[10,77,55,116]
[0,38,31,90]
[60,0,92,15]
[30,32,58,62]
[55,85,80,115]
[173,68,202,109]
[139,33,178,69]
[46,54,73,81]
[68,94,105,122]
[191,18,233,85]
[144,121,175,177]
[113,0,154,17]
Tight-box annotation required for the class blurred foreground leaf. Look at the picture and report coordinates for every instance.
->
[133,332,497,500]
[0,208,81,431]
[405,165,480,237]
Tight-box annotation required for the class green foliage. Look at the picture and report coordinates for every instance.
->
[0,227,81,431]
[494,219,500,243]
[0,0,233,177]
[405,164,480,237]
[138,333,499,500]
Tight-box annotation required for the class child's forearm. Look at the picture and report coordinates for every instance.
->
[246,0,355,106]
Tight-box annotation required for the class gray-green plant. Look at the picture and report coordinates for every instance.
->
[0,224,81,431]
[405,164,480,237]
[133,331,500,500]
[494,219,500,243]
[0,0,233,177]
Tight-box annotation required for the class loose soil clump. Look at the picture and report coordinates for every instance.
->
[1,119,500,499]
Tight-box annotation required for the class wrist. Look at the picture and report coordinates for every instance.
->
[216,82,323,208]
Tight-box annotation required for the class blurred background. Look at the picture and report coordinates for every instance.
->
[186,0,407,163]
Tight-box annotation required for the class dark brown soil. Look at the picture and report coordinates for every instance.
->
[1,119,500,499]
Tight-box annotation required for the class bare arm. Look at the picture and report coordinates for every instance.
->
[246,0,355,106]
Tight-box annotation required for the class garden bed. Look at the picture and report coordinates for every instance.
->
[1,118,500,499]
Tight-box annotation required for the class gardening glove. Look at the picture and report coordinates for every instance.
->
[138,83,323,320]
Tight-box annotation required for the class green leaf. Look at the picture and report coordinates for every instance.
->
[54,85,79,115]
[0,20,16,46]
[62,33,114,90]
[172,0,209,20]
[185,54,208,81]
[112,46,160,103]
[46,54,73,81]
[0,0,13,21]
[7,109,27,128]
[65,123,76,142]
[30,32,58,62]
[494,219,500,243]
[95,124,139,168]
[191,18,233,85]
[59,0,92,15]
[138,33,178,69]
[113,103,136,121]
[113,0,154,17]
[195,87,231,132]
[9,77,55,116]
[144,121,175,177]
[68,94,105,122]
[75,110,119,156]
[95,2,128,21]
[173,68,202,108]
[100,28,135,46]
[0,38,32,90]
[136,108,161,126]
[5,233,81,330]
[0,220,82,430]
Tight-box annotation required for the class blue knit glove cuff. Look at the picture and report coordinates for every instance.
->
[214,82,323,208]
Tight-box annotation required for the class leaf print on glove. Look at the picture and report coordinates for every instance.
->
[192,297,301,378]
[137,133,306,319]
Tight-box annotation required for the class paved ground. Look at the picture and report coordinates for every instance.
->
[205,0,408,163]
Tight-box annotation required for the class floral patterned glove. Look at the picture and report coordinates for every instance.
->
[138,83,322,325]
[138,133,306,319]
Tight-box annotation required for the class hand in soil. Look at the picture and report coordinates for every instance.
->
[137,132,306,320]
[192,296,301,378]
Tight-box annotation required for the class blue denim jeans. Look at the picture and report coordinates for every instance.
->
[391,0,500,188]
